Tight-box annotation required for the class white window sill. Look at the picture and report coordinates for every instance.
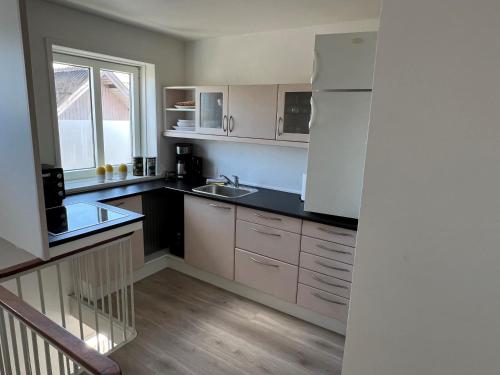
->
[65,174,163,195]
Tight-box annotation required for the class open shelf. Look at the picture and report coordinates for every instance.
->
[165,108,196,112]
[165,86,196,90]
[164,86,196,131]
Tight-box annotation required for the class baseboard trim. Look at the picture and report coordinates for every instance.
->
[164,254,346,335]
[134,252,169,282]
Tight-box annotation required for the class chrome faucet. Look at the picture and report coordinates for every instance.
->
[220,174,240,188]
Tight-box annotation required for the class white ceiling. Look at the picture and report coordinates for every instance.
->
[47,0,381,40]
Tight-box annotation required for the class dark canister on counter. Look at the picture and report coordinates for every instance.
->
[146,157,156,176]
[133,156,144,176]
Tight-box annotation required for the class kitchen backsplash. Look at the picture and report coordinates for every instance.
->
[191,140,308,194]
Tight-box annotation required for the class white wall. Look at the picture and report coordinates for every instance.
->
[185,20,378,192]
[0,0,48,259]
[342,1,500,374]
[192,140,308,193]
[185,20,379,85]
[25,0,185,173]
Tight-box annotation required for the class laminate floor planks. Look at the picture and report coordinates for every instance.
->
[110,269,344,375]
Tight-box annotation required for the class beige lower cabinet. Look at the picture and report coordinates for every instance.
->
[300,252,353,282]
[298,268,351,299]
[297,284,349,322]
[235,248,298,303]
[183,195,357,324]
[106,195,145,270]
[300,235,354,265]
[302,220,357,247]
[184,195,236,280]
[235,219,300,265]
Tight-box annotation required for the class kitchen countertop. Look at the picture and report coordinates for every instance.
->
[48,201,144,248]
[64,179,358,230]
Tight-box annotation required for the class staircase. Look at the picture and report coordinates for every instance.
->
[0,234,137,374]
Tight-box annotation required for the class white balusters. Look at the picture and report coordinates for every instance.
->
[37,270,53,375]
[105,248,115,350]
[128,241,135,329]
[0,236,136,374]
[16,278,32,374]
[0,307,12,375]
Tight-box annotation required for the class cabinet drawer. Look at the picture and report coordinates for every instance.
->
[299,269,351,299]
[297,284,349,322]
[302,221,356,246]
[235,249,298,303]
[236,220,300,265]
[301,236,354,265]
[300,252,353,281]
[237,206,302,233]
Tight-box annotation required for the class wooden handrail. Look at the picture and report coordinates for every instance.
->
[0,286,121,375]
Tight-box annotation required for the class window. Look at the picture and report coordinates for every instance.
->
[52,52,141,178]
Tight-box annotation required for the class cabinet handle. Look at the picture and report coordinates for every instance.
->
[254,213,282,221]
[316,244,351,255]
[223,115,228,132]
[311,49,318,84]
[277,116,283,136]
[250,228,281,237]
[250,257,279,268]
[229,116,234,132]
[314,260,350,273]
[311,275,349,289]
[209,203,231,210]
[318,226,353,237]
[308,96,316,130]
[312,292,347,306]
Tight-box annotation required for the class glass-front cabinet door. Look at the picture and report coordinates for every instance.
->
[196,86,229,136]
[276,84,312,142]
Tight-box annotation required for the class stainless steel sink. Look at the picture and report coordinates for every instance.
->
[192,184,257,198]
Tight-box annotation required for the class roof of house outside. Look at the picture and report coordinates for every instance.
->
[53,64,130,117]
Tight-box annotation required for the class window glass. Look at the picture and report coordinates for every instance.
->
[100,70,133,165]
[52,52,141,177]
[199,92,223,129]
[53,63,95,170]
[283,91,311,134]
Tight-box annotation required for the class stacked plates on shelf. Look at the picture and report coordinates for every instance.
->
[173,119,195,131]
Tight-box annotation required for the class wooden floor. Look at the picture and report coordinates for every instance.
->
[110,269,344,375]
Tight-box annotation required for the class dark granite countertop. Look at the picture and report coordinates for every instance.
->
[64,179,358,230]
[48,201,144,248]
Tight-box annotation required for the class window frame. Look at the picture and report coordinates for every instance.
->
[51,51,142,179]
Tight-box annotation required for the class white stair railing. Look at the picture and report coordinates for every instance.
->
[0,234,136,375]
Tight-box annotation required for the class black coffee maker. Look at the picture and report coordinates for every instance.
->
[175,143,203,182]
[175,143,192,180]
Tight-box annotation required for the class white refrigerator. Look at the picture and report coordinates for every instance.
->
[304,32,377,219]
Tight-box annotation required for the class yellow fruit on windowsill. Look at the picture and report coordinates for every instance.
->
[105,164,113,180]
[96,166,106,182]
[118,164,127,180]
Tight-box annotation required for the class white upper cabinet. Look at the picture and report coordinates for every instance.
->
[195,86,229,136]
[0,0,48,259]
[228,85,278,139]
[276,84,312,142]
[312,32,377,90]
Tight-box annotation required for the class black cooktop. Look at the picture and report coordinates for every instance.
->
[46,202,127,235]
